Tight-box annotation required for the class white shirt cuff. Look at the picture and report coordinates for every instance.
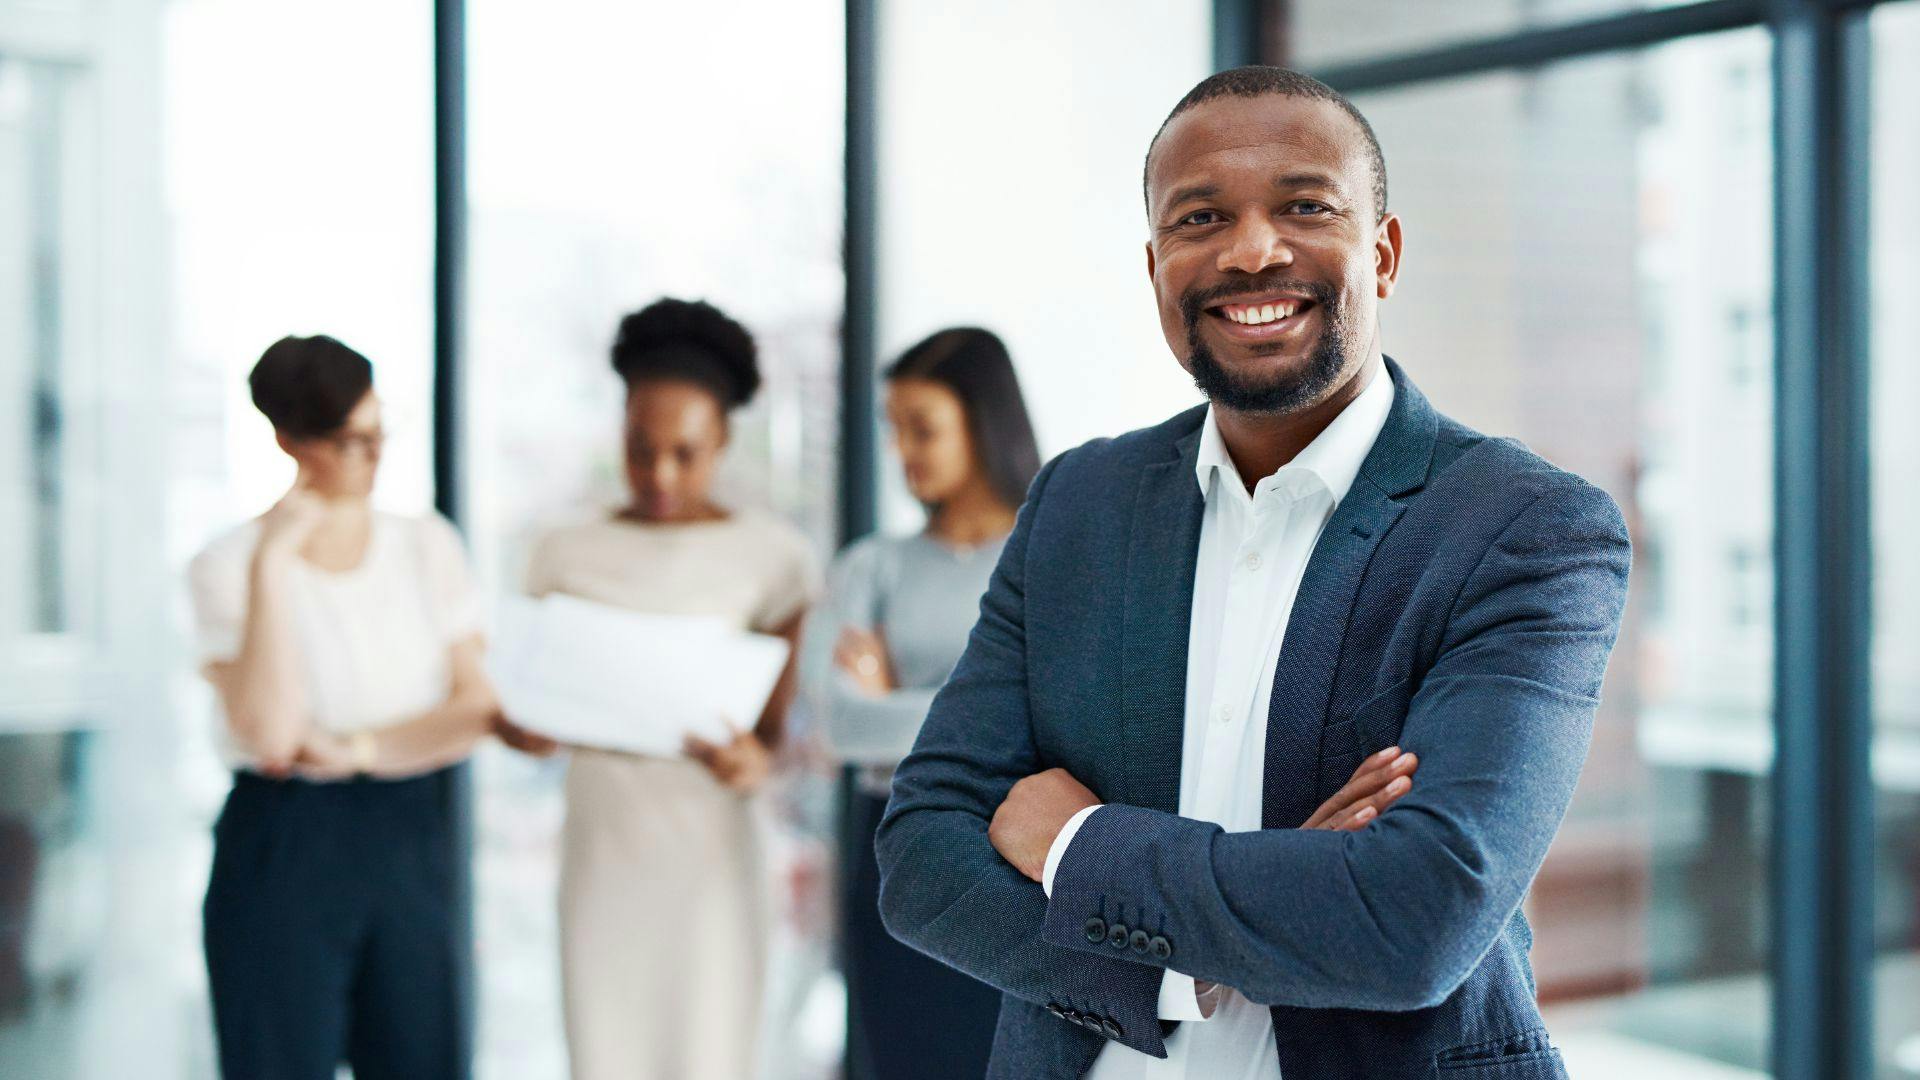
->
[1040,804,1103,897]
[1157,970,1208,1022]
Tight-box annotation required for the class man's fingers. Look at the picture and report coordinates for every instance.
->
[1331,746,1402,797]
[1312,757,1418,830]
[1330,805,1378,831]
[1347,748,1417,790]
[1328,774,1414,830]
[1334,750,1418,805]
[1304,748,1412,827]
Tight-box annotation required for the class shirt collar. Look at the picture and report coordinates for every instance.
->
[1193,356,1397,507]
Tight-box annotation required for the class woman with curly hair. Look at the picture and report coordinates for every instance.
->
[516,298,819,1080]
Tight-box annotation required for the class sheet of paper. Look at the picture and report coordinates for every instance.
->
[488,593,791,757]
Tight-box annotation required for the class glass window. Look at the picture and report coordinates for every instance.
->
[1870,4,1920,1076]
[2,1,436,1077]
[0,59,80,640]
[160,0,439,835]
[464,3,844,1076]
[164,0,437,526]
[1352,28,1775,1076]
[875,0,1215,529]
[1286,0,1695,70]
[0,57,114,1076]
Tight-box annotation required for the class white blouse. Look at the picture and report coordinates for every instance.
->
[187,510,484,767]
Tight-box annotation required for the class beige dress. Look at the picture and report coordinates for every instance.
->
[525,510,819,1080]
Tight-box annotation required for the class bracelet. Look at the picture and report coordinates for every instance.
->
[348,730,377,775]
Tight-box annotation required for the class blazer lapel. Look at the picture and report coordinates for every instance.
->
[1120,420,1206,816]
[1262,359,1439,829]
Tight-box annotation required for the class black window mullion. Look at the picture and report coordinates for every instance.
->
[1309,0,1766,92]
[841,0,879,547]
[1214,0,1266,70]
[432,0,477,1072]
[1769,2,1875,1078]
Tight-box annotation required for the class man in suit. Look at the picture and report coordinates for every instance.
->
[874,66,1632,1080]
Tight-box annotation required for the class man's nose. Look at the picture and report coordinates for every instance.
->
[1216,216,1293,276]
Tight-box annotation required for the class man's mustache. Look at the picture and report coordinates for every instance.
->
[1179,276,1338,327]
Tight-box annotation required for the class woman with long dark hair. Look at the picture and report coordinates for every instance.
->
[802,326,1040,1080]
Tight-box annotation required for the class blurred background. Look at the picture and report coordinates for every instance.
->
[0,0,1913,1077]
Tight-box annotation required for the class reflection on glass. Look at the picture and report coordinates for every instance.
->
[1871,5,1920,1077]
[163,0,437,523]
[0,60,74,637]
[0,732,99,1071]
[1353,28,1774,1077]
[1286,0,1692,69]
[24,64,65,635]
[874,0,1213,530]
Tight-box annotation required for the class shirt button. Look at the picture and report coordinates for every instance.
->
[1243,552,1263,571]
[1216,705,1232,724]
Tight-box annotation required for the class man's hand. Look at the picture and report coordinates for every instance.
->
[1188,749,1417,1016]
[990,767,1101,882]
[1301,745,1419,831]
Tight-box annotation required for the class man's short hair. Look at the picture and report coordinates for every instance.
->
[1144,65,1388,222]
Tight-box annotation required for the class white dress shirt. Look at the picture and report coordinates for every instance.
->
[1042,359,1395,1080]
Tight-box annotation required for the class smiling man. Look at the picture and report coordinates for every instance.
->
[874,67,1632,1080]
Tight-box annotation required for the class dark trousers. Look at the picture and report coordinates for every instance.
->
[204,769,465,1080]
[842,785,1000,1080]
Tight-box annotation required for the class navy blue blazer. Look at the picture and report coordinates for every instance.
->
[875,359,1632,1079]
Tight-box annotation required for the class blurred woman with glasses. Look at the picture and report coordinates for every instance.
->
[187,334,502,1080]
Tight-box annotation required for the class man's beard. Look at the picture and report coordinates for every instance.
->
[1180,277,1352,414]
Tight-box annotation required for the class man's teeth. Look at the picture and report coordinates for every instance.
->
[1223,301,1302,325]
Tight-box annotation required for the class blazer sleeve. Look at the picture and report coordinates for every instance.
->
[1040,476,1632,1012]
[875,450,1172,1058]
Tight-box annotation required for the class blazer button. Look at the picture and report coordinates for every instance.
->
[1101,1017,1124,1040]
[1107,922,1131,949]
[1149,935,1173,960]
[1129,929,1151,955]
[1084,917,1107,944]
[1046,1003,1066,1020]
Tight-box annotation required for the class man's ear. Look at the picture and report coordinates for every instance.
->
[1375,212,1403,300]
[1145,239,1157,284]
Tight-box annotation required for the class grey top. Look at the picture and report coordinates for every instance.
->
[802,530,1005,791]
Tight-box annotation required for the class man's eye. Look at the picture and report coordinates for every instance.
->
[1179,210,1222,226]
[1288,201,1331,215]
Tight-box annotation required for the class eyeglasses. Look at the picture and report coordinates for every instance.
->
[323,428,386,456]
